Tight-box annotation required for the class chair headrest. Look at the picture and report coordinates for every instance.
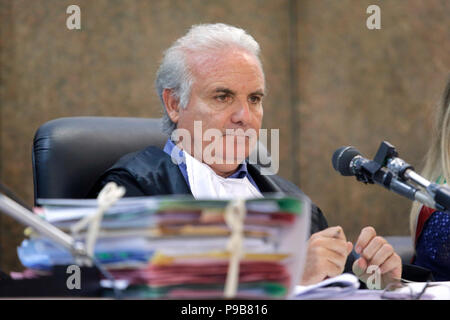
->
[33,117,168,203]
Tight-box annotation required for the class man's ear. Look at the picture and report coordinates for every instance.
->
[162,89,181,123]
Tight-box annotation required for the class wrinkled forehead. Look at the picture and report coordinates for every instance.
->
[186,48,265,91]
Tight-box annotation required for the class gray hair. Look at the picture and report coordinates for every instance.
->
[155,23,263,135]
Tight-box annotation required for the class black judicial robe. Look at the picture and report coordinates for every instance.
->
[88,145,433,281]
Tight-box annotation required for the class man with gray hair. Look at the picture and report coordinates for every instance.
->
[89,23,402,287]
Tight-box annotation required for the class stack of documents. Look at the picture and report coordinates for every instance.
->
[18,195,311,299]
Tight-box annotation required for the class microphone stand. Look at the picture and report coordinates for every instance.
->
[400,169,450,212]
[0,193,88,261]
[365,141,450,212]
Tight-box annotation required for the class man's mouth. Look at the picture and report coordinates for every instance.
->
[222,131,251,137]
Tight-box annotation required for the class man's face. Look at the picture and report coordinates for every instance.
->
[176,48,265,176]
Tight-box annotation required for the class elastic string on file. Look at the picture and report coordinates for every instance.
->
[223,198,246,298]
[70,182,125,259]
[70,182,126,299]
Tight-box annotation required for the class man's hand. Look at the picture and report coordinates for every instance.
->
[353,226,402,289]
[301,226,353,286]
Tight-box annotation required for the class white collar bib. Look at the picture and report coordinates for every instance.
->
[184,151,263,200]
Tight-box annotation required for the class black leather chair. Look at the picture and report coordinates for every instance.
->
[32,117,168,205]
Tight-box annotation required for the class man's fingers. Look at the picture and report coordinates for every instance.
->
[315,247,347,279]
[361,236,387,261]
[369,243,395,268]
[353,247,403,289]
[301,238,349,285]
[312,226,347,241]
[320,247,348,271]
[346,241,354,255]
[309,236,351,257]
[379,253,402,276]
[355,226,376,254]
[326,258,345,278]
[352,257,368,277]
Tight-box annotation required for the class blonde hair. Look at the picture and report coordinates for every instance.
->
[409,76,450,240]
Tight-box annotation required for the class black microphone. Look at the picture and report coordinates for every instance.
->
[332,146,368,177]
[332,146,436,208]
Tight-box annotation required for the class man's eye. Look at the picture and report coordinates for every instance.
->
[215,94,231,103]
[249,96,262,104]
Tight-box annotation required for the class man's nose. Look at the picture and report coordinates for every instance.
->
[231,99,251,125]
